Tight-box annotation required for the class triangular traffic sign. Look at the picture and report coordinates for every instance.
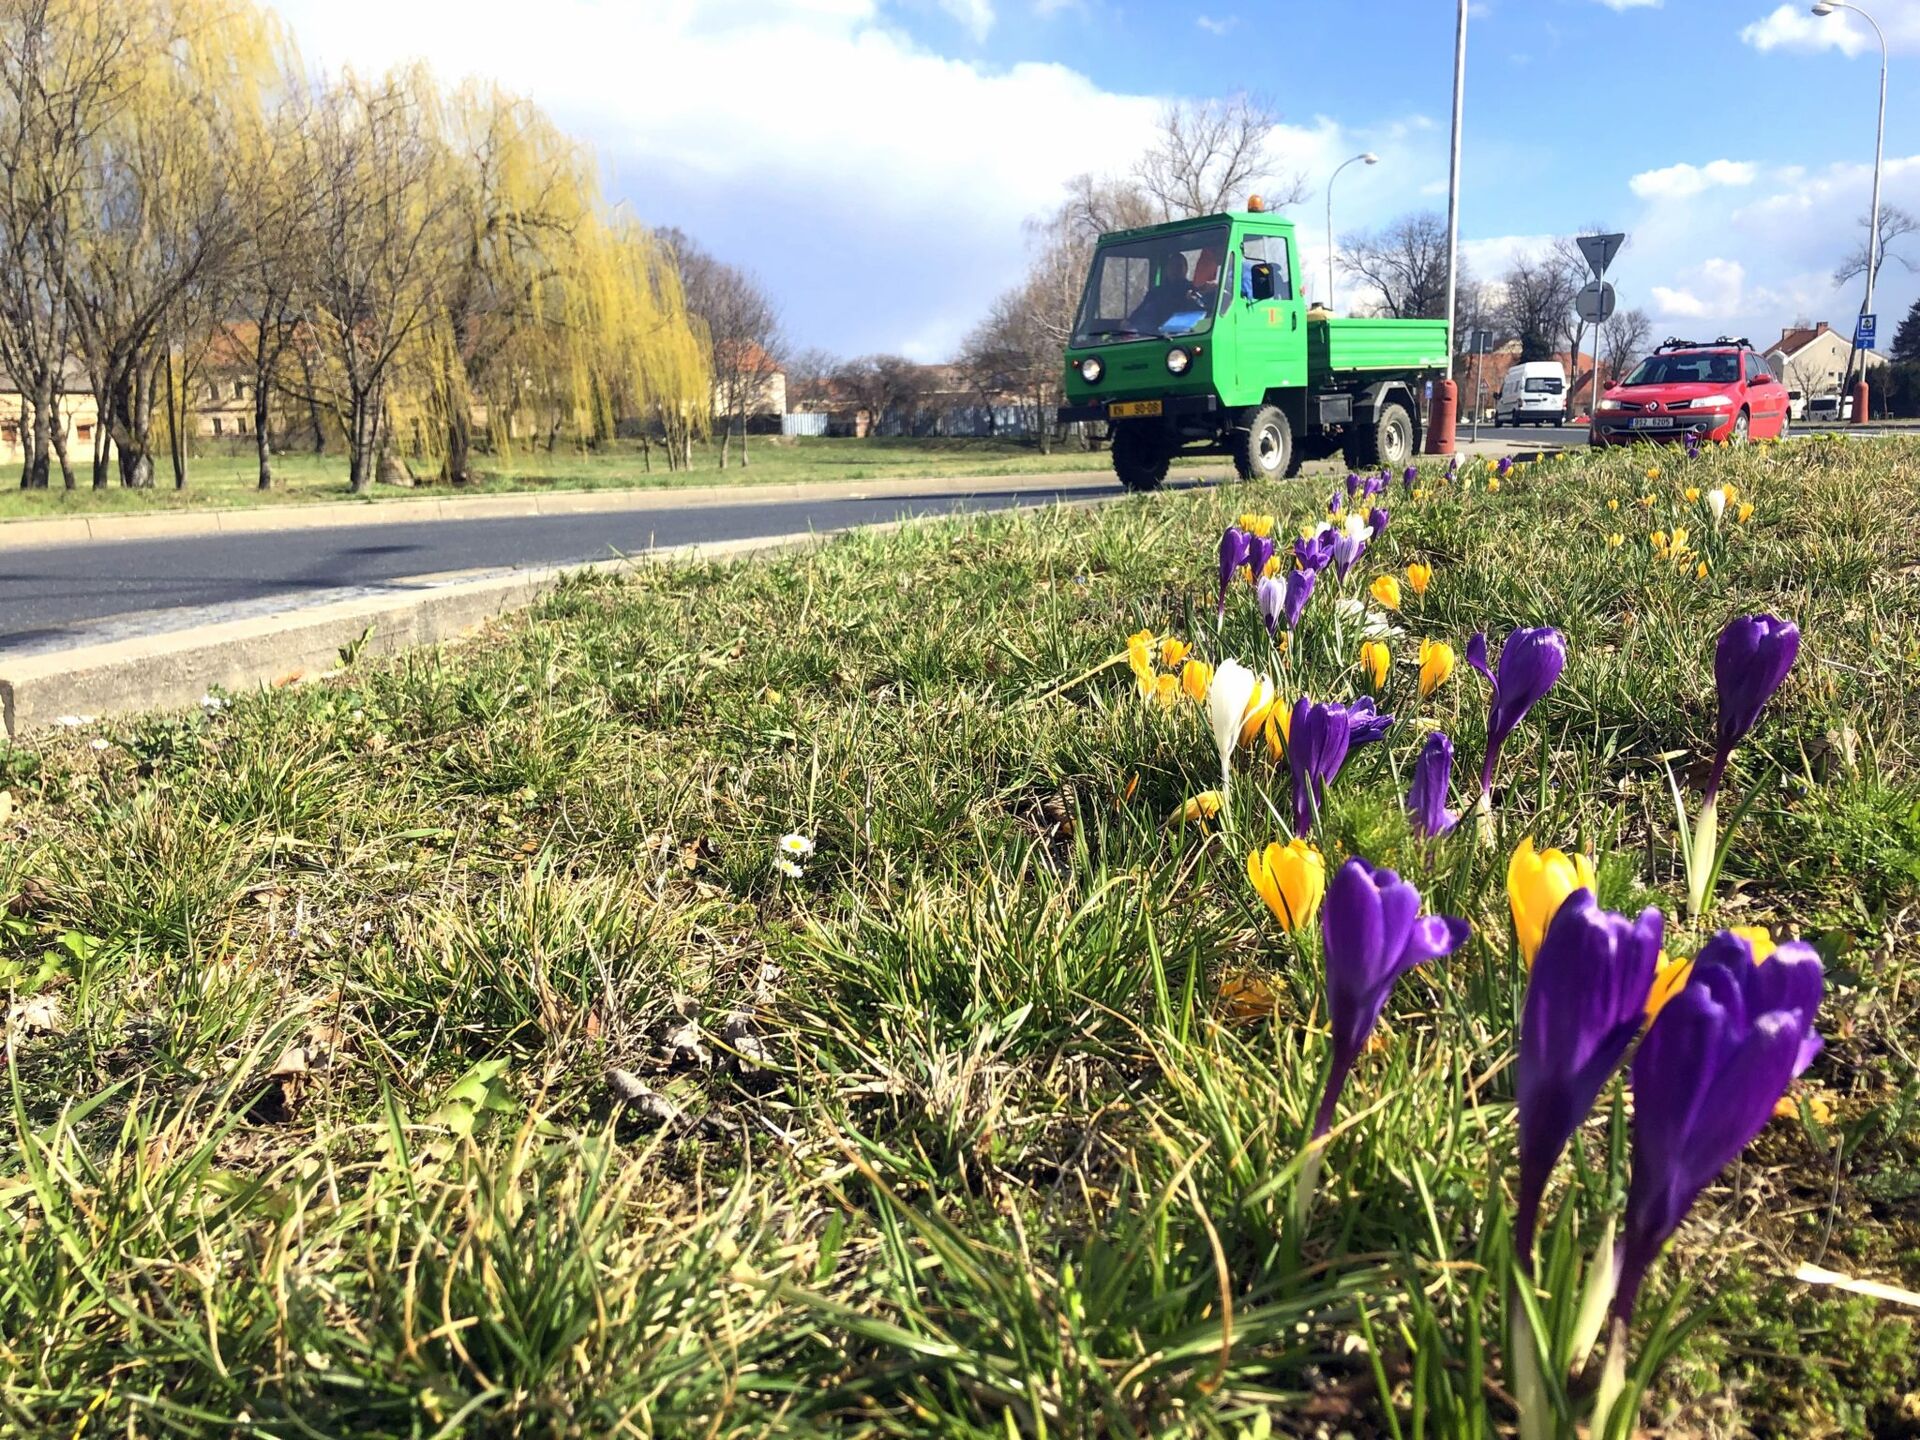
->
[1576,232,1626,279]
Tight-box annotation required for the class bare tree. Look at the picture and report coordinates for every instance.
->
[1602,306,1651,383]
[663,230,780,467]
[1498,251,1579,362]
[834,355,924,437]
[960,280,1060,452]
[1832,204,1919,287]
[782,346,838,411]
[1135,94,1305,221]
[1338,210,1451,318]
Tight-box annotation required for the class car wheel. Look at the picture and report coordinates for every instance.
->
[1111,421,1171,492]
[1233,404,1295,482]
[1732,409,1750,446]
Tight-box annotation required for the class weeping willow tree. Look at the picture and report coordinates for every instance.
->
[423,83,709,482]
[60,0,278,488]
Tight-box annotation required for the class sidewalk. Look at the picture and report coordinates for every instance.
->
[0,435,1573,550]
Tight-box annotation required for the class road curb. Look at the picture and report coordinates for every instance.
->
[0,470,1131,550]
[0,495,1118,737]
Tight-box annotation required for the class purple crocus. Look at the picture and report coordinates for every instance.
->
[1332,526,1370,583]
[1684,430,1702,460]
[1314,857,1470,1137]
[1368,470,1390,498]
[1329,490,1345,515]
[1282,566,1316,630]
[1707,614,1800,801]
[1246,532,1277,587]
[1346,696,1396,747]
[1255,575,1285,638]
[1465,630,1491,683]
[1288,697,1353,834]
[1405,732,1460,838]
[1497,455,1514,478]
[1217,526,1250,616]
[1402,465,1419,497]
[1368,506,1391,539]
[1345,472,1362,500]
[1514,891,1664,1264]
[1613,932,1824,1324]
[1295,529,1336,574]
[1478,627,1567,795]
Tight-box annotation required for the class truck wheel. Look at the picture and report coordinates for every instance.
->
[1111,422,1170,492]
[1233,405,1296,482]
[1346,398,1416,470]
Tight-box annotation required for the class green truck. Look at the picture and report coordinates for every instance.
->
[1055,207,1450,490]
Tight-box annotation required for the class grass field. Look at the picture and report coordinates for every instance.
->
[3,436,1919,1437]
[0,436,1188,520]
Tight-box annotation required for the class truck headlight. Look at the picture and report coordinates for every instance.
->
[1078,357,1103,384]
[1165,348,1190,375]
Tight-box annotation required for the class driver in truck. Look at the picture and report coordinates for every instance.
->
[1128,250,1217,335]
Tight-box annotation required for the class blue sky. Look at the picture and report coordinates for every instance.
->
[273,0,1920,361]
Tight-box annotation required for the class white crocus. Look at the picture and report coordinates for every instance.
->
[1706,487,1728,525]
[1341,514,1376,544]
[1206,659,1264,797]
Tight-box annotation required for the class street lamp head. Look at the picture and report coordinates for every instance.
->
[1362,152,1380,164]
[1810,2,1837,15]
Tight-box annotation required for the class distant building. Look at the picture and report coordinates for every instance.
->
[0,375,104,465]
[1765,322,1886,399]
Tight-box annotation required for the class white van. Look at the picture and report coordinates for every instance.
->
[1495,362,1568,426]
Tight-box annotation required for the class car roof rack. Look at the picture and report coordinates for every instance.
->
[1654,335,1751,353]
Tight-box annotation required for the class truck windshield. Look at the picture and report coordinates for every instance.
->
[1621,353,1739,386]
[1073,226,1229,346]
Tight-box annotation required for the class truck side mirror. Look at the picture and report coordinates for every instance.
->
[1247,263,1277,304]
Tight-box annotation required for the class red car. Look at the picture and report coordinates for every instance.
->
[1590,338,1791,447]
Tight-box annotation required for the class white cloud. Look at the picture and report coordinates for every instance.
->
[1740,2,1920,55]
[1594,0,1660,9]
[1651,286,1706,319]
[1628,159,1758,200]
[938,0,994,41]
[1196,13,1237,35]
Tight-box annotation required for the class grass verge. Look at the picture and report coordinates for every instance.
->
[2,435,1918,1436]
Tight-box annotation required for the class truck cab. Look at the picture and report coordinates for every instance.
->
[1056,206,1449,491]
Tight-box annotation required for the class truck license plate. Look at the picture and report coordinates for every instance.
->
[1629,417,1675,429]
[1109,400,1163,419]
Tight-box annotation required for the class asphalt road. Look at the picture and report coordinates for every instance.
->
[0,477,1211,657]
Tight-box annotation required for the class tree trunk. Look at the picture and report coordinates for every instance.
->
[719,419,730,468]
[740,410,750,467]
[50,406,77,488]
[117,366,157,488]
[166,351,188,490]
[91,384,114,488]
[255,382,273,489]
[445,402,473,486]
[26,379,53,489]
[348,396,372,493]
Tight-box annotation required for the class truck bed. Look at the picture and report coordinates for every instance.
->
[1309,317,1449,375]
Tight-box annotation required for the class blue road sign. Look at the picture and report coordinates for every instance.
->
[1856,314,1877,347]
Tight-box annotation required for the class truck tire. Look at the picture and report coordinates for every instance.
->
[1345,397,1416,470]
[1232,405,1297,481]
[1112,422,1170,492]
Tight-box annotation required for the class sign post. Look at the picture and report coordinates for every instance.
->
[1576,233,1627,431]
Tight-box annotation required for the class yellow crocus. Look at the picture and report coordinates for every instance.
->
[1696,561,1709,580]
[1181,658,1214,704]
[1737,501,1755,523]
[1405,561,1433,596]
[1238,678,1277,748]
[1370,574,1403,611]
[1650,530,1669,554]
[1607,497,1620,512]
[1171,791,1223,825]
[1508,837,1598,968]
[1646,467,1661,481]
[1684,486,1700,502]
[1153,673,1180,709]
[1239,513,1276,538]
[1670,525,1690,552]
[1127,630,1155,697]
[1418,638,1455,698]
[1360,640,1391,691]
[1160,637,1191,670]
[1638,494,1655,508]
[1488,477,1502,493]
[1248,839,1327,935]
[1606,532,1624,548]
[1263,705,1291,761]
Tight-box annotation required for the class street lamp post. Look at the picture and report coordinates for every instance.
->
[1811,0,1885,424]
[1324,151,1378,311]
[1428,0,1468,455]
